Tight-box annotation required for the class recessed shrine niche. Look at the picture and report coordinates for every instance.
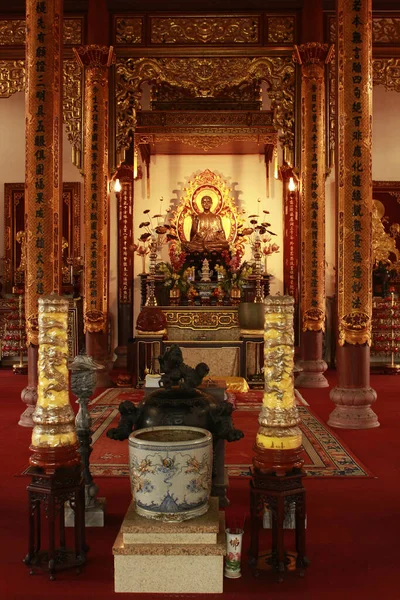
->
[129,77,285,329]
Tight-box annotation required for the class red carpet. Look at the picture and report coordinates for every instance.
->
[1,369,399,599]
[52,389,372,478]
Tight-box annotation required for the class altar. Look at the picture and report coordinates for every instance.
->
[130,306,266,387]
[130,169,275,387]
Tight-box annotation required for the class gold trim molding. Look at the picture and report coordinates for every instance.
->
[63,60,83,169]
[0,18,83,46]
[115,17,143,45]
[372,17,400,44]
[115,56,294,164]
[0,20,25,46]
[373,58,400,93]
[150,16,259,45]
[0,60,25,98]
[267,16,295,44]
[164,309,239,330]
[137,132,277,152]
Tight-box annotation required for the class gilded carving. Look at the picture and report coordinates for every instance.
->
[152,81,261,109]
[267,16,295,43]
[372,17,400,43]
[115,17,143,45]
[150,16,258,45]
[63,60,83,168]
[31,296,78,457]
[137,133,276,152]
[0,60,25,98]
[115,56,294,162]
[373,58,400,93]
[164,309,239,330]
[137,111,274,128]
[253,296,303,467]
[329,16,336,43]
[63,18,83,45]
[0,18,82,45]
[0,20,25,45]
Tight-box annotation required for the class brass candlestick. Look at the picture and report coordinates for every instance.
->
[254,239,264,304]
[145,239,158,307]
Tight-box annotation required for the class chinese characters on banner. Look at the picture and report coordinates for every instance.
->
[309,82,321,311]
[338,0,372,345]
[89,87,100,310]
[284,186,299,304]
[25,0,62,344]
[118,182,133,304]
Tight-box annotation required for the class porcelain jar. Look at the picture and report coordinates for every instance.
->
[128,426,213,522]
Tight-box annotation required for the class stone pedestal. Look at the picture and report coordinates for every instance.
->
[113,497,225,594]
[65,497,106,528]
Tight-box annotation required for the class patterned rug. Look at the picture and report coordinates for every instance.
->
[86,388,373,479]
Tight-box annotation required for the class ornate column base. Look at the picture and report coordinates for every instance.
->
[113,344,127,370]
[295,359,329,388]
[329,344,379,429]
[328,388,379,429]
[295,330,328,388]
[253,446,304,477]
[19,345,38,428]
[29,443,81,472]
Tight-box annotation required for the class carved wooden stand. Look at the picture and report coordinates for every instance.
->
[249,469,309,582]
[24,465,87,580]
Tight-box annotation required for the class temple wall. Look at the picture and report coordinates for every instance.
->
[373,87,400,180]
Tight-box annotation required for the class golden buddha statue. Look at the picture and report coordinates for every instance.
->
[186,196,229,253]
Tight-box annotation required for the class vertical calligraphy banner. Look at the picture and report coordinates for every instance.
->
[295,43,331,334]
[117,167,134,305]
[114,164,134,368]
[337,0,373,346]
[25,0,63,345]
[283,183,299,305]
[74,46,115,335]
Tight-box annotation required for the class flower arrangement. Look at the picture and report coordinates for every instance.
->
[156,261,190,294]
[238,202,279,273]
[215,255,253,294]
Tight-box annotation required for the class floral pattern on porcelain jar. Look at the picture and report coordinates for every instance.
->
[129,426,213,522]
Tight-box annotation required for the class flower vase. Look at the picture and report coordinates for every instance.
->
[224,528,244,578]
[230,285,241,305]
[169,286,180,306]
[141,254,147,274]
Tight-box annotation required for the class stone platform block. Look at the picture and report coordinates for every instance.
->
[113,497,225,594]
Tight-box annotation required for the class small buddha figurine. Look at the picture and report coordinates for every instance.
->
[186,195,229,253]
